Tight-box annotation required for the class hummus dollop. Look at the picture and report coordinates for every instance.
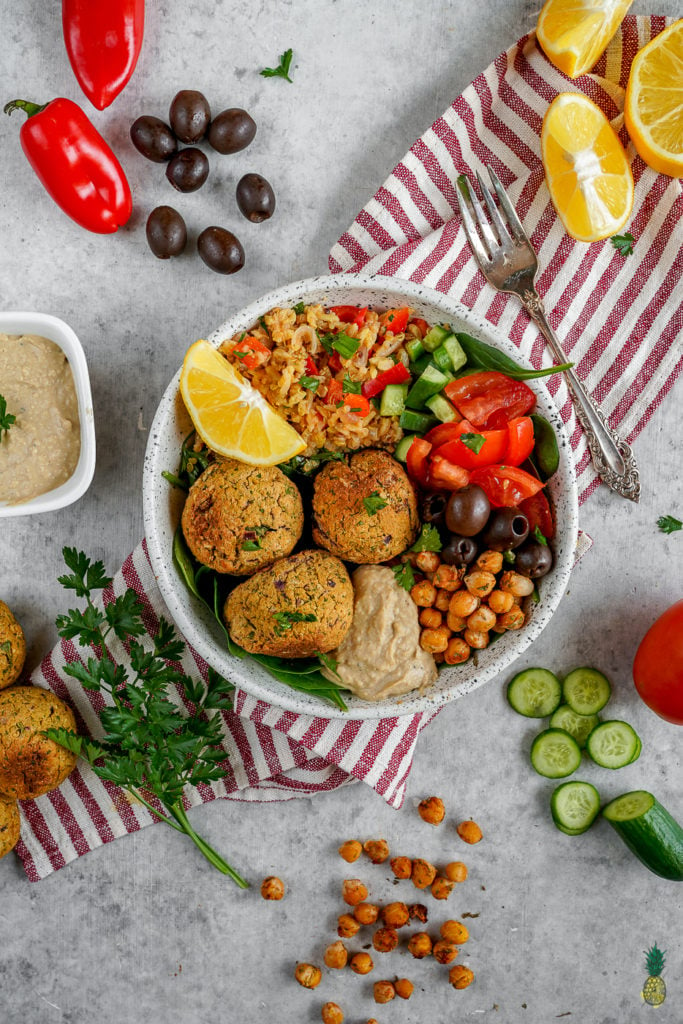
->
[322,564,437,702]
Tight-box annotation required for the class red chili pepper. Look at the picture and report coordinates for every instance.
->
[4,98,132,233]
[361,362,411,399]
[329,305,368,328]
[63,0,145,110]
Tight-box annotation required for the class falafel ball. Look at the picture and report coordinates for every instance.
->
[224,549,354,657]
[312,449,419,563]
[0,795,20,859]
[0,686,78,800]
[0,600,26,690]
[181,459,304,575]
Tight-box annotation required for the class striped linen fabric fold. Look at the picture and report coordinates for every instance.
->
[15,541,438,881]
[329,15,683,506]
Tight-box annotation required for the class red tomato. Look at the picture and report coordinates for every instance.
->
[433,428,508,470]
[444,372,536,428]
[428,456,470,491]
[329,305,368,327]
[231,336,271,370]
[408,317,430,338]
[470,465,545,507]
[406,438,432,488]
[423,420,468,447]
[519,491,555,539]
[633,600,683,725]
[379,307,411,333]
[327,351,343,373]
[506,416,535,465]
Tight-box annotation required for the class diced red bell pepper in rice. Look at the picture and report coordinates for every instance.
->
[361,362,411,399]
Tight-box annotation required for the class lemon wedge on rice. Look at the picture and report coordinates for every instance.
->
[179,339,305,466]
[625,19,683,178]
[541,92,634,242]
[536,0,634,79]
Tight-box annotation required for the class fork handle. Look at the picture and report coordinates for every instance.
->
[521,291,640,503]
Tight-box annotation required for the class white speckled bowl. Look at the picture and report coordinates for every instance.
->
[143,274,578,719]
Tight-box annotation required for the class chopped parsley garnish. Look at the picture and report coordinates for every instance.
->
[657,514,682,535]
[0,394,16,436]
[260,48,294,83]
[272,610,317,635]
[533,526,548,546]
[460,432,486,454]
[610,232,635,257]
[410,524,442,553]
[319,331,360,360]
[300,375,320,392]
[342,374,362,395]
[392,562,415,591]
[363,491,388,516]
[293,301,306,315]
[241,525,272,550]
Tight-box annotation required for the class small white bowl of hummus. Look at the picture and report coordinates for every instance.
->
[0,312,96,517]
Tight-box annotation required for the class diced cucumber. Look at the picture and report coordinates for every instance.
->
[603,790,683,880]
[431,344,453,373]
[586,720,641,769]
[405,363,450,409]
[379,383,407,417]
[404,337,425,362]
[562,666,611,715]
[394,435,417,463]
[549,705,599,749]
[530,728,582,778]
[399,409,439,433]
[409,352,432,377]
[507,667,562,718]
[551,781,601,835]
[425,393,459,423]
[422,324,452,352]
[443,334,467,372]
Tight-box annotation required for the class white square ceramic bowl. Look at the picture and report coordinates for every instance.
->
[0,312,96,516]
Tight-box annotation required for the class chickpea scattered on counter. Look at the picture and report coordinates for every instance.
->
[408,902,428,924]
[373,980,396,1004]
[433,939,459,965]
[390,855,412,879]
[342,879,369,906]
[324,941,348,969]
[295,963,322,989]
[366,1019,380,1024]
[337,913,361,938]
[407,931,433,959]
[457,820,483,844]
[449,964,475,989]
[372,926,399,953]
[431,876,455,900]
[441,920,469,944]
[321,1002,344,1024]
[349,952,374,975]
[353,902,380,925]
[411,858,437,889]
[363,838,389,863]
[444,861,468,883]
[338,839,362,862]
[260,876,285,900]
[418,795,445,825]
[381,901,409,928]
[394,978,414,1000]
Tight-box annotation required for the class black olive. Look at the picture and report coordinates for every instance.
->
[515,541,553,578]
[483,508,529,551]
[197,226,245,274]
[208,108,257,154]
[236,173,276,223]
[130,116,177,162]
[442,534,478,566]
[165,148,209,193]
[445,485,490,537]
[145,206,187,259]
[420,492,448,528]
[169,90,211,143]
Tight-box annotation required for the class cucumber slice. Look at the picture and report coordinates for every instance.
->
[586,720,641,769]
[551,781,601,835]
[405,363,449,409]
[425,392,459,423]
[399,409,439,433]
[549,705,599,748]
[431,344,453,373]
[379,383,407,416]
[507,667,562,718]
[562,667,611,715]
[422,324,452,352]
[393,435,417,463]
[443,334,467,372]
[530,729,582,779]
[603,790,683,880]
[404,337,425,362]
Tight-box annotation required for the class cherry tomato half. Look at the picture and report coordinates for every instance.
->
[633,600,683,725]
[433,428,508,470]
[506,416,535,465]
[519,490,555,540]
[444,371,536,428]
[469,464,545,507]
[379,307,410,333]
[406,437,432,488]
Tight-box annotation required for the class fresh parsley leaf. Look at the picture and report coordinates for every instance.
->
[410,524,443,553]
[318,331,360,360]
[272,610,317,635]
[460,432,486,454]
[241,539,261,551]
[657,514,682,535]
[293,301,306,315]
[342,374,362,395]
[363,491,388,515]
[610,232,635,257]
[260,48,294,83]
[533,526,548,546]
[0,394,16,436]
[300,375,320,392]
[392,561,415,591]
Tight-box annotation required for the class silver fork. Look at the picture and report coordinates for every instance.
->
[455,166,640,503]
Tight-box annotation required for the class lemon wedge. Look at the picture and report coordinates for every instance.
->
[179,339,305,466]
[537,0,634,79]
[625,19,683,178]
[541,92,634,242]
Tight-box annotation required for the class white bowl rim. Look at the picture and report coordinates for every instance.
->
[0,311,96,517]
[143,272,579,719]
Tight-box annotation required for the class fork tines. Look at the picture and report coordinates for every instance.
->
[456,166,530,264]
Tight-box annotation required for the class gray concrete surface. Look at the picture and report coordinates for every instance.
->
[1,2,682,1022]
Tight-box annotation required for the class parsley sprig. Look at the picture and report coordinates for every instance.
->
[0,394,16,436]
[46,547,247,885]
[610,232,635,257]
[260,48,294,83]
[658,514,682,535]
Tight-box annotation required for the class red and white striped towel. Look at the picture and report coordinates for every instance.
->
[330,15,683,504]
[15,15,681,880]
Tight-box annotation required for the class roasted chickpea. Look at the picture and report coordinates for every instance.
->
[466,605,497,632]
[390,856,412,879]
[408,902,428,923]
[476,549,504,573]
[446,610,467,632]
[444,861,468,883]
[350,952,374,975]
[354,902,380,925]
[431,876,455,900]
[395,978,414,1000]
[463,628,490,650]
[410,580,437,607]
[363,839,390,864]
[449,964,475,989]
[457,820,483,844]
[499,570,535,597]
[433,939,459,964]
[260,876,285,900]
[338,913,361,938]
[321,1003,344,1024]
[464,570,497,597]
[411,858,437,889]
[420,627,450,654]
[419,607,443,629]
[367,1019,380,1024]
[441,920,469,944]
[418,795,445,825]
[434,588,452,611]
[497,605,526,630]
[444,637,471,665]
[487,589,514,614]
[372,926,399,953]
[342,879,368,906]
[433,564,462,591]
[373,981,396,1004]
[324,940,348,969]
[338,839,362,862]
[448,590,480,618]
[415,551,440,573]
[295,963,322,988]
[407,931,432,959]
[382,902,409,928]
